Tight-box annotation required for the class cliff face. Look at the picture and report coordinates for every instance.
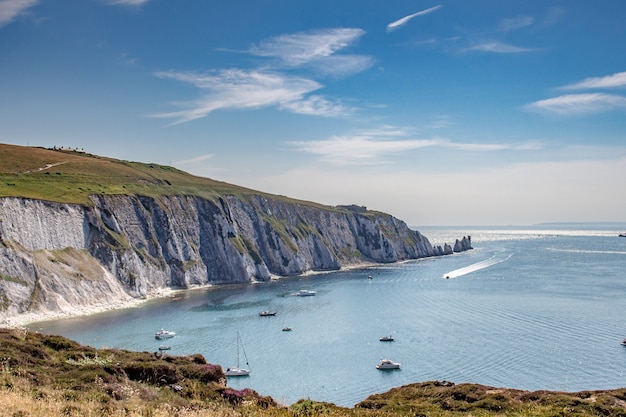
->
[0,194,464,324]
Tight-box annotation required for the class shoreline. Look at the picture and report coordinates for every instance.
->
[2,259,423,329]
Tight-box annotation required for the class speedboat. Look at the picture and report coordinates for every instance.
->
[259,311,277,316]
[158,345,172,351]
[282,327,293,332]
[376,359,401,370]
[621,338,626,346]
[155,329,176,340]
[379,335,394,342]
[295,289,316,296]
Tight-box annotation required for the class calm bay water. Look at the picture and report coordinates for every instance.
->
[29,225,626,406]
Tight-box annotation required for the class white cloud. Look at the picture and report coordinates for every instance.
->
[307,54,375,78]
[525,93,626,115]
[280,95,353,117]
[153,28,372,125]
[289,127,539,165]
[464,41,534,53]
[175,154,214,165]
[249,28,367,67]
[386,5,442,32]
[559,71,626,90]
[290,135,445,165]
[104,0,150,6]
[0,0,38,27]
[150,69,352,124]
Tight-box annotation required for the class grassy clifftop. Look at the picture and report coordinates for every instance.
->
[0,143,327,210]
[2,329,626,417]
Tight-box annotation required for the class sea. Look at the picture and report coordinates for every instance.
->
[27,224,626,407]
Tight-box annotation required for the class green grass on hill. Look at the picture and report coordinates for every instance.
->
[0,144,333,211]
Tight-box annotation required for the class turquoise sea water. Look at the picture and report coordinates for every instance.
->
[29,225,626,406]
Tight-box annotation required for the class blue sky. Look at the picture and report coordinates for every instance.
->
[1,0,626,226]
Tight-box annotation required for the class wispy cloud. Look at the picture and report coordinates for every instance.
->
[154,28,369,125]
[498,15,534,32]
[386,5,442,32]
[0,0,38,27]
[104,0,150,6]
[250,28,365,66]
[289,127,539,165]
[280,95,352,117]
[464,41,535,53]
[150,69,352,125]
[248,28,374,78]
[559,71,626,90]
[525,93,626,115]
[174,154,214,165]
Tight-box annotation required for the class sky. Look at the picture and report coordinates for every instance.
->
[1,0,626,226]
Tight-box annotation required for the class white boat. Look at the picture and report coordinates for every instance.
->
[295,289,316,297]
[379,335,394,342]
[225,332,250,377]
[155,329,176,340]
[376,359,401,370]
[259,310,277,316]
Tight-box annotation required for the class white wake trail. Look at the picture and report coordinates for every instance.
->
[443,253,512,279]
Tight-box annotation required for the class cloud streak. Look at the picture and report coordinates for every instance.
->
[525,93,626,115]
[386,5,442,32]
[151,69,352,125]
[104,0,150,6]
[289,127,539,165]
[175,154,214,165]
[249,28,365,66]
[559,71,626,90]
[464,41,535,53]
[0,0,38,27]
[498,15,534,32]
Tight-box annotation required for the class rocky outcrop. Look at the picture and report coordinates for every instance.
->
[454,236,472,252]
[0,195,470,324]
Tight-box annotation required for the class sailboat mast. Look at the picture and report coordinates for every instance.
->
[236,331,240,368]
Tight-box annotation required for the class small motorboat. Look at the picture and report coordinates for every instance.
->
[379,335,394,342]
[621,338,626,346]
[259,311,277,316]
[158,345,172,351]
[155,328,176,340]
[376,359,401,370]
[295,289,316,297]
[282,327,293,332]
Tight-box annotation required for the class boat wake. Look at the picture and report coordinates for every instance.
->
[443,253,512,279]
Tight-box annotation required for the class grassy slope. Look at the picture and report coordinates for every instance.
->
[0,143,333,211]
[2,329,626,417]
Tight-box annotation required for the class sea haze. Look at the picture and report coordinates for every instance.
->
[30,226,626,407]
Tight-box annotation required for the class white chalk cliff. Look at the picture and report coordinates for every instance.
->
[0,194,470,325]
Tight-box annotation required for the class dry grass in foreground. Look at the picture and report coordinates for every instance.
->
[2,328,626,416]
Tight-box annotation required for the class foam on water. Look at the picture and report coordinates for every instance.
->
[442,252,513,279]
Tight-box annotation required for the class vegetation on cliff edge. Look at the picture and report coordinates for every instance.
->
[0,144,335,213]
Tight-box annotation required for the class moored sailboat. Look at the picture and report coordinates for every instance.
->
[225,332,250,377]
